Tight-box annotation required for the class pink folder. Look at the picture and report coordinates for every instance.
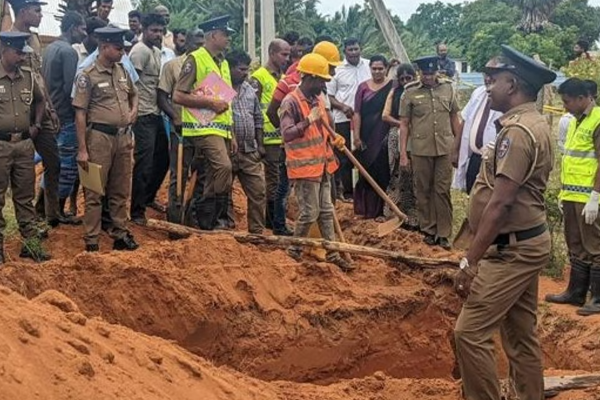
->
[189,72,237,124]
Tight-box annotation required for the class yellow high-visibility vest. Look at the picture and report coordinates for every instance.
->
[251,66,280,145]
[560,106,600,203]
[181,47,233,139]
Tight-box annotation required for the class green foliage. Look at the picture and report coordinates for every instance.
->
[563,57,600,82]
[508,25,579,68]
[550,0,600,43]
[406,1,463,45]
[467,23,515,71]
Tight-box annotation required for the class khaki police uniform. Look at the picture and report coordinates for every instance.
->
[0,62,44,243]
[399,78,458,240]
[72,61,137,245]
[455,102,554,399]
[11,26,62,222]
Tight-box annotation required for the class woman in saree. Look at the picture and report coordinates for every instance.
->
[352,55,394,220]
[382,64,419,231]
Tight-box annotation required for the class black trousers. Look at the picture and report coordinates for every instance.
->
[333,121,353,198]
[130,114,169,219]
[466,153,482,195]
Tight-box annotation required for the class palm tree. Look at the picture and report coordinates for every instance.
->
[504,0,563,33]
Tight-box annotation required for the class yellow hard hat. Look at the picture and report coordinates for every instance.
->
[296,53,333,81]
[313,41,342,66]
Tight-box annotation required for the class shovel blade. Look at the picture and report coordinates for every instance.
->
[377,217,402,237]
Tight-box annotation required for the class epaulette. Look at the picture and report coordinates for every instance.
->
[82,64,95,74]
[403,80,422,91]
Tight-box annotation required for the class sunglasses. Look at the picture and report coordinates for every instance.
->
[399,75,414,82]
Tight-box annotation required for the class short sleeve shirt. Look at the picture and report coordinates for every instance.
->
[72,61,136,128]
[158,55,186,121]
[399,80,459,157]
[0,65,43,132]
[469,102,554,233]
[175,55,198,94]
[129,42,161,116]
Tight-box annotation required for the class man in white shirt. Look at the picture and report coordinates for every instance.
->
[452,73,503,194]
[326,38,371,201]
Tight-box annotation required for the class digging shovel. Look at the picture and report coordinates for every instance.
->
[322,122,407,236]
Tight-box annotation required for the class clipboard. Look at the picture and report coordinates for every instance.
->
[78,162,104,195]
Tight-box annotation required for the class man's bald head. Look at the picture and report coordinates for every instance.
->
[268,38,291,70]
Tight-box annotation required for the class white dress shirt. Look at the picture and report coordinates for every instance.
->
[452,85,503,191]
[326,57,371,123]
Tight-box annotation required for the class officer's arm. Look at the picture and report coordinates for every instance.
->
[158,89,177,123]
[466,176,519,265]
[172,56,223,111]
[74,108,88,154]
[451,112,463,166]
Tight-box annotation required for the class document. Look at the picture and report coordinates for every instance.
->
[78,162,104,195]
[189,72,237,124]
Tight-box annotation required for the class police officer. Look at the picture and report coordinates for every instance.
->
[73,27,139,252]
[9,0,63,226]
[0,32,50,263]
[250,38,290,229]
[546,77,600,316]
[399,56,461,250]
[173,15,237,231]
[453,45,556,400]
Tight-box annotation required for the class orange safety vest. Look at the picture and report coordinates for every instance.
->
[285,89,339,180]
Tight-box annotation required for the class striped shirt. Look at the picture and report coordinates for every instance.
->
[232,81,263,153]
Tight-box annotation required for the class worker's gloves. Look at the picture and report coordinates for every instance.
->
[582,190,600,225]
[308,107,322,124]
[332,133,346,151]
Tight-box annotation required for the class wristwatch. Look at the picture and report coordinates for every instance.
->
[459,257,469,271]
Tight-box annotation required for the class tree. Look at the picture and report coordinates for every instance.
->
[503,0,563,33]
[406,1,463,46]
[466,22,515,71]
[550,0,600,46]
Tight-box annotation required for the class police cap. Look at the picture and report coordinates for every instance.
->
[414,56,439,74]
[7,0,47,10]
[0,32,33,53]
[94,26,127,47]
[198,15,235,35]
[483,44,557,91]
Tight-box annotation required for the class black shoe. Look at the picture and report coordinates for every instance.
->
[86,244,99,252]
[437,237,451,250]
[545,260,590,307]
[19,241,51,262]
[423,234,436,246]
[577,267,600,316]
[273,226,294,236]
[113,234,139,251]
[47,218,61,228]
[130,216,147,226]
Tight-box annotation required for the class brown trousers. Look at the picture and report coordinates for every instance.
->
[412,154,453,238]
[83,129,132,245]
[0,139,37,241]
[232,151,266,234]
[263,144,282,201]
[563,201,600,265]
[191,135,232,198]
[455,231,550,400]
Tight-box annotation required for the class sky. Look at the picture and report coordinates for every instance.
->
[317,0,600,23]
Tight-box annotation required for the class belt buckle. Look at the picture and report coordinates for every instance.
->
[10,133,22,142]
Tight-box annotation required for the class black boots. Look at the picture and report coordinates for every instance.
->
[577,267,600,316]
[113,234,139,251]
[545,260,590,307]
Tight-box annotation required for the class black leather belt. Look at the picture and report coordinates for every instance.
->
[91,123,126,136]
[493,223,547,246]
[0,131,30,142]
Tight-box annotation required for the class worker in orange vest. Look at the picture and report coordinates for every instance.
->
[279,53,353,272]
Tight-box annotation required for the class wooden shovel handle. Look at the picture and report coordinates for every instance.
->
[322,122,407,222]
[176,141,184,198]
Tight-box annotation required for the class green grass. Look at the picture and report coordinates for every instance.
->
[2,190,20,240]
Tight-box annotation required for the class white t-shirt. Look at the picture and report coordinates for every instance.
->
[326,57,371,123]
[558,113,574,154]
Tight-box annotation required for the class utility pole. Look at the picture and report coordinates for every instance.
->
[244,0,256,60]
[260,0,275,64]
[368,0,410,63]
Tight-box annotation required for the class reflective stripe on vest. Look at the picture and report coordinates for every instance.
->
[284,89,339,180]
[559,106,600,203]
[251,66,281,145]
[181,48,233,139]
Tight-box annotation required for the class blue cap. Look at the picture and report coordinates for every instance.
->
[0,32,33,53]
[198,15,235,35]
[7,0,47,9]
[94,26,127,47]
[414,56,439,74]
[483,45,557,91]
